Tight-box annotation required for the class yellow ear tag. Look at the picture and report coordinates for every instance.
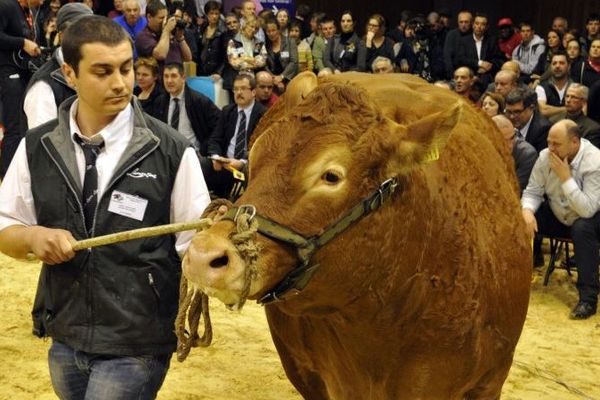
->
[228,166,246,181]
[423,145,440,163]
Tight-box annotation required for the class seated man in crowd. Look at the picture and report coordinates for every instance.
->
[149,63,220,156]
[114,0,146,59]
[551,83,600,147]
[493,114,537,194]
[255,71,278,108]
[493,69,518,99]
[511,21,545,83]
[203,74,266,198]
[452,66,475,101]
[135,0,192,71]
[522,120,600,319]
[371,56,394,74]
[505,87,552,152]
[535,51,572,118]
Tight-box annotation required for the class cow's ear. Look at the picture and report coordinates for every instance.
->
[286,71,318,110]
[384,103,462,176]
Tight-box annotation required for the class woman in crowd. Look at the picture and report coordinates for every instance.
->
[364,14,395,72]
[289,20,313,73]
[134,57,163,114]
[480,92,505,117]
[265,18,298,93]
[566,39,584,65]
[570,38,600,88]
[197,0,226,81]
[534,29,564,80]
[223,16,267,90]
[107,0,123,19]
[324,11,367,73]
[562,30,577,50]
[276,8,290,37]
[42,14,59,51]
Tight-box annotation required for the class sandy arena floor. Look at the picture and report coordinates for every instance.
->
[0,252,599,400]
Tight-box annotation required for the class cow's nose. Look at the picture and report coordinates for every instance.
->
[209,252,229,269]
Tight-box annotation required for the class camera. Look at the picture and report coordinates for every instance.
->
[175,19,186,30]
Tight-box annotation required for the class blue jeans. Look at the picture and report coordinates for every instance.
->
[48,341,171,400]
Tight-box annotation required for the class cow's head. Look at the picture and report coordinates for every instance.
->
[183,73,461,312]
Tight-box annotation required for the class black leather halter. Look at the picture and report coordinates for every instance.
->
[221,178,400,304]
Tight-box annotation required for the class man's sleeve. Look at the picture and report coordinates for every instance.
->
[521,154,546,212]
[0,6,26,51]
[24,81,57,129]
[171,147,211,256]
[562,161,600,218]
[135,30,156,58]
[0,141,37,231]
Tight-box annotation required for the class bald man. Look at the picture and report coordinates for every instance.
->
[494,70,518,98]
[453,66,474,99]
[493,114,537,194]
[522,119,600,319]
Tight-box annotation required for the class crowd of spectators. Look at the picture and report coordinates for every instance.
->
[2,0,600,319]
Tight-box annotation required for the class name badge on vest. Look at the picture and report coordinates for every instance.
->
[108,190,148,221]
[281,51,289,59]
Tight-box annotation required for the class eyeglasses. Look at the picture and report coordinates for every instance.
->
[504,108,526,116]
[565,94,584,100]
[257,85,273,89]
[367,23,380,28]
[233,86,252,92]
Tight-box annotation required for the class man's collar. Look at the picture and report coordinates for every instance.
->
[237,100,255,113]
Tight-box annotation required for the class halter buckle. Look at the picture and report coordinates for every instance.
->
[234,204,257,223]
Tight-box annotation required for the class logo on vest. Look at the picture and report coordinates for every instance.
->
[127,168,157,179]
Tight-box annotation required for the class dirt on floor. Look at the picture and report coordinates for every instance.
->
[0,252,599,400]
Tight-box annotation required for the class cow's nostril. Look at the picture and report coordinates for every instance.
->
[210,255,229,269]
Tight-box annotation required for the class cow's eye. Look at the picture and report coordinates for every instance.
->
[322,171,341,184]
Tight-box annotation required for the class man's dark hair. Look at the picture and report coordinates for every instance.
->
[234,73,256,89]
[62,15,132,75]
[296,4,311,19]
[319,15,335,26]
[311,11,325,22]
[550,49,568,62]
[506,87,537,108]
[474,12,488,21]
[204,0,221,15]
[289,20,302,31]
[586,13,600,24]
[164,62,184,75]
[519,21,533,30]
[146,0,166,18]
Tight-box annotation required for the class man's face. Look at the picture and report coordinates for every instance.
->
[50,0,61,13]
[233,78,255,108]
[62,40,134,120]
[241,1,256,18]
[494,73,516,98]
[147,9,167,33]
[473,16,487,37]
[498,26,512,39]
[207,9,220,25]
[565,87,585,115]
[457,12,472,33]
[225,16,239,33]
[552,18,567,34]
[505,101,533,129]
[373,61,393,74]
[123,1,141,27]
[321,22,335,39]
[586,19,600,36]
[453,68,472,94]
[547,126,578,160]
[520,25,533,43]
[550,56,568,80]
[163,67,185,96]
[255,74,273,101]
[590,40,600,60]
[499,124,516,152]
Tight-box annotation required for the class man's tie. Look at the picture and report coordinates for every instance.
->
[74,135,104,234]
[516,128,524,140]
[234,110,247,160]
[170,98,180,130]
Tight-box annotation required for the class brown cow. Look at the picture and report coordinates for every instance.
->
[183,72,531,399]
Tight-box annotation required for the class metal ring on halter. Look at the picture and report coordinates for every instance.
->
[234,204,257,223]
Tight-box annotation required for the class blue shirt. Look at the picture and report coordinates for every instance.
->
[113,15,148,59]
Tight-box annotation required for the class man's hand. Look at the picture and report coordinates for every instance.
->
[549,152,571,182]
[27,226,76,265]
[163,16,177,35]
[479,61,492,72]
[212,159,224,171]
[522,208,538,239]
[226,159,245,171]
[23,39,41,57]
[210,73,222,82]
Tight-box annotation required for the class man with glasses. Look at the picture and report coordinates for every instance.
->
[551,84,600,147]
[202,74,266,198]
[505,87,552,153]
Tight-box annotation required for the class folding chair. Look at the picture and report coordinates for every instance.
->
[543,236,575,286]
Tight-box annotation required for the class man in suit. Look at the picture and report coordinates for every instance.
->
[505,87,552,153]
[456,12,504,89]
[202,73,266,198]
[442,10,472,79]
[150,62,220,156]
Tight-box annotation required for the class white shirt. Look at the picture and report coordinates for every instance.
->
[519,113,534,139]
[473,34,483,62]
[226,101,254,159]
[169,92,199,150]
[535,81,568,104]
[23,48,67,129]
[0,100,210,255]
[522,139,600,225]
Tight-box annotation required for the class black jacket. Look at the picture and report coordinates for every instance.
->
[150,84,220,156]
[324,32,367,72]
[0,0,34,73]
[456,34,504,86]
[524,110,552,153]
[27,97,189,356]
[207,101,266,156]
[197,24,226,76]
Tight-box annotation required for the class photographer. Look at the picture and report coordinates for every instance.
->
[135,0,192,72]
[0,0,43,177]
